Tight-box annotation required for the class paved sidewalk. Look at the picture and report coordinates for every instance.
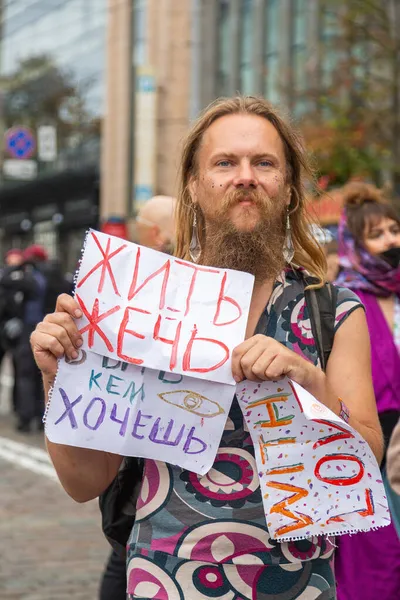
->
[0,452,110,599]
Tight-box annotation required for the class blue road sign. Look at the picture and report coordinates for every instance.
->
[5,126,36,159]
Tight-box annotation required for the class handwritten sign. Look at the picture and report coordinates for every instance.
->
[74,230,254,385]
[45,350,235,475]
[237,379,389,541]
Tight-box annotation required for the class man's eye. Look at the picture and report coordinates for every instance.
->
[217,160,232,167]
[258,160,272,167]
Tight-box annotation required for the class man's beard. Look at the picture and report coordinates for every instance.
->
[200,189,287,282]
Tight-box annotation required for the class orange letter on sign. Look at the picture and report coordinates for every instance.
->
[267,480,313,537]
[248,394,294,428]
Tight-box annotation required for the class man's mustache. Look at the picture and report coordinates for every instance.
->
[221,189,269,210]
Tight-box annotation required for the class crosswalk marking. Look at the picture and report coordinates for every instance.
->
[0,435,58,481]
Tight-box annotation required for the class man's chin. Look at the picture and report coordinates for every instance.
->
[232,219,258,234]
[228,205,260,228]
[229,216,260,233]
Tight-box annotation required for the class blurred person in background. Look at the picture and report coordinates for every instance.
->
[325,239,340,282]
[0,249,25,413]
[4,248,24,268]
[40,258,73,314]
[309,224,340,282]
[99,194,176,600]
[334,182,400,600]
[387,416,400,535]
[11,245,48,432]
[134,195,176,253]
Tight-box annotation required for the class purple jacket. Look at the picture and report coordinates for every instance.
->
[356,290,400,414]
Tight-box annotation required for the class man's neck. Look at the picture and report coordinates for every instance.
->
[245,278,275,338]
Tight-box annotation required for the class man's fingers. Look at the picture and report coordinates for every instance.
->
[239,345,270,381]
[42,312,83,348]
[251,349,278,380]
[31,331,65,359]
[264,355,290,381]
[55,293,82,319]
[36,322,79,359]
[231,336,260,382]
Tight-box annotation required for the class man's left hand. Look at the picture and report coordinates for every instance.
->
[231,334,321,392]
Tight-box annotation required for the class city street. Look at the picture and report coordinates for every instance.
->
[0,359,110,600]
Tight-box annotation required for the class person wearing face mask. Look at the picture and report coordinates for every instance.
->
[134,195,176,254]
[334,182,400,600]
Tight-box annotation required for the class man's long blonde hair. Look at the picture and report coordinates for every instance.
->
[175,96,326,285]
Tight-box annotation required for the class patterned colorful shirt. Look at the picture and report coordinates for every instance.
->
[127,270,362,600]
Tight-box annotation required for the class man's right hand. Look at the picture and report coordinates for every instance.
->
[30,293,84,384]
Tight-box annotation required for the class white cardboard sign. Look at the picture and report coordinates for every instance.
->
[45,350,235,475]
[74,230,254,385]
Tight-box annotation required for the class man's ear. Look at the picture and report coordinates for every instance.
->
[188,177,198,205]
[152,224,163,249]
[285,185,292,208]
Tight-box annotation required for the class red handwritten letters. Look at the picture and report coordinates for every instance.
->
[75,231,254,384]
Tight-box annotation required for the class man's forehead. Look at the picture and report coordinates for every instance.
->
[199,113,285,159]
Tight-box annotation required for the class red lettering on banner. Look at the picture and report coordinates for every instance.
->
[267,480,313,536]
[77,295,121,352]
[312,420,355,450]
[314,454,365,486]
[117,307,145,365]
[153,315,182,371]
[182,324,229,373]
[77,232,127,295]
[213,272,243,326]
[326,488,375,524]
[128,247,171,309]
[358,488,375,517]
[288,381,304,413]
[175,261,220,316]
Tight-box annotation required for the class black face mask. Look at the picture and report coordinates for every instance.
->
[380,247,400,268]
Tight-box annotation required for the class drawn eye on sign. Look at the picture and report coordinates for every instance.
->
[65,349,87,365]
[158,390,225,418]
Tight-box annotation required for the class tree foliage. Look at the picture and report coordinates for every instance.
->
[299,0,400,195]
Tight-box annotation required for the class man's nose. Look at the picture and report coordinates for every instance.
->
[233,162,257,188]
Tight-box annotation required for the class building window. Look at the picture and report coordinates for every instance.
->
[263,0,280,104]
[134,0,147,67]
[216,0,232,96]
[320,5,340,89]
[291,0,308,115]
[240,0,253,94]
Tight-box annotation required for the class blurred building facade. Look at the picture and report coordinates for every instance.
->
[0,0,107,271]
[0,0,365,258]
[101,0,341,232]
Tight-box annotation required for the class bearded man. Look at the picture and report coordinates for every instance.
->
[31,97,382,600]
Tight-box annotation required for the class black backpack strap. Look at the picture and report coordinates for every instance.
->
[304,277,338,371]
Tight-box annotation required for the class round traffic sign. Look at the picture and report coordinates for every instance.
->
[5,126,36,159]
